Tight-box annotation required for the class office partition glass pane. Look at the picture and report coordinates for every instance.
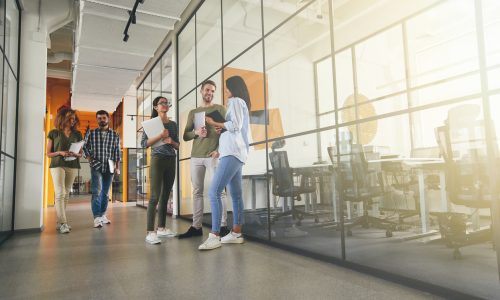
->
[265,7,331,137]
[223,43,265,144]
[262,0,310,34]
[406,0,478,88]
[178,90,196,160]
[5,0,18,75]
[136,84,144,135]
[487,68,500,91]
[2,64,16,156]
[316,57,335,116]
[489,95,500,149]
[0,155,14,233]
[410,74,481,107]
[196,0,222,83]
[178,16,196,98]
[222,0,261,64]
[151,60,162,105]
[334,49,354,113]
[411,99,483,149]
[268,130,342,258]
[162,48,175,121]
[143,74,152,122]
[355,25,406,99]
[356,93,407,119]
[482,0,500,68]
[0,1,5,52]
[205,71,223,106]
[179,159,192,217]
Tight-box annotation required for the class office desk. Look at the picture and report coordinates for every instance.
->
[403,159,446,233]
[369,158,446,233]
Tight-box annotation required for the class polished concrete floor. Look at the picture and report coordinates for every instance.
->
[0,201,441,300]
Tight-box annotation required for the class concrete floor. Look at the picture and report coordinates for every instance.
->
[0,201,440,300]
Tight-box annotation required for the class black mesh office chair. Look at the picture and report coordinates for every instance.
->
[269,143,318,226]
[434,104,495,259]
[328,142,397,237]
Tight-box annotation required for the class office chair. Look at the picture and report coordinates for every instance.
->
[382,147,440,227]
[269,140,319,226]
[434,104,495,259]
[328,141,397,238]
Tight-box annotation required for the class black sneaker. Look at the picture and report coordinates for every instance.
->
[177,226,202,239]
[220,226,230,238]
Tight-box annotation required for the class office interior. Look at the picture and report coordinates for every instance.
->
[137,0,500,298]
[2,0,500,299]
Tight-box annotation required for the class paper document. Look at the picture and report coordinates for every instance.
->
[64,140,84,161]
[194,111,206,130]
[141,116,165,148]
[108,159,115,173]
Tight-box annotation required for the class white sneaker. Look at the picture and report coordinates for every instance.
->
[198,233,221,250]
[56,223,72,230]
[93,217,103,228]
[157,228,177,238]
[221,231,245,244]
[59,223,70,234]
[145,232,161,244]
[101,215,111,225]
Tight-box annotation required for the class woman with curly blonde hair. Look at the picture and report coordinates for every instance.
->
[46,108,83,233]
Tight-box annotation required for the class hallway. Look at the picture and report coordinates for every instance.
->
[0,201,439,300]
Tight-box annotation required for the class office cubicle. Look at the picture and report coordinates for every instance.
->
[158,0,500,298]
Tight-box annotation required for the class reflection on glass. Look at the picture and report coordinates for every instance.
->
[2,65,17,156]
[483,0,500,68]
[316,57,335,115]
[178,91,197,160]
[411,99,482,149]
[0,155,14,232]
[179,159,192,216]
[265,7,330,137]
[196,0,222,83]
[267,130,342,258]
[411,74,481,107]
[406,0,478,88]
[262,0,311,34]
[224,43,266,145]
[222,0,262,64]
[5,0,19,75]
[178,16,196,98]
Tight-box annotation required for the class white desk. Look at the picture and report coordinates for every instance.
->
[369,158,446,233]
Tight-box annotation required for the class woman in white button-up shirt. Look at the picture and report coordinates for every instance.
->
[199,76,251,250]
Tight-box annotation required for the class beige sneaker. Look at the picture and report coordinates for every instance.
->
[157,228,177,238]
[145,232,161,244]
[198,233,221,250]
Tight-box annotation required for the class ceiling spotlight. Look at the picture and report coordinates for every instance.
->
[123,34,129,42]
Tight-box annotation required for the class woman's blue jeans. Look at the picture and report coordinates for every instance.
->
[209,155,244,233]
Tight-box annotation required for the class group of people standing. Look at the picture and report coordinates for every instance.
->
[47,110,121,233]
[46,75,251,251]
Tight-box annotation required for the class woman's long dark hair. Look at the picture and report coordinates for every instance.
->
[226,76,251,111]
[151,96,168,118]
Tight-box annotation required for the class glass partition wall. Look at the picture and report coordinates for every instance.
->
[134,0,500,297]
[135,46,175,208]
[0,0,20,245]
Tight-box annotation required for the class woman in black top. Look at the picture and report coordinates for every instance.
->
[141,96,180,244]
[46,108,83,233]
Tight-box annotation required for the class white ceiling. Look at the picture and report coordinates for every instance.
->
[71,0,190,112]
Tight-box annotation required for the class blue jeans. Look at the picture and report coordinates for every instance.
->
[90,168,114,218]
[209,156,244,233]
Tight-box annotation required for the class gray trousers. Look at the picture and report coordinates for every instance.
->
[190,157,227,228]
